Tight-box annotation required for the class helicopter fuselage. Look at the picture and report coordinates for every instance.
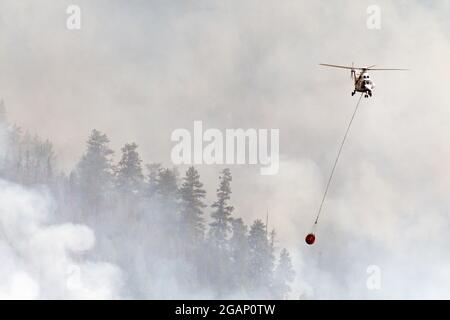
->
[352,71,375,97]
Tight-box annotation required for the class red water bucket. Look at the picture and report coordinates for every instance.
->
[305,233,315,245]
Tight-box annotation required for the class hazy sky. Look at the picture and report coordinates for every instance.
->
[1,0,450,298]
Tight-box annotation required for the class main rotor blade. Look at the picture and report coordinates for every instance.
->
[320,63,409,71]
[367,68,409,71]
[319,63,358,70]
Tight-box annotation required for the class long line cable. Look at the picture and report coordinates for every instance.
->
[313,93,364,226]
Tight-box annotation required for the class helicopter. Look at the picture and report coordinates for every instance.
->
[319,63,408,98]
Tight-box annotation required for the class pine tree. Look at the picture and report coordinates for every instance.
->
[1,125,22,181]
[21,132,32,184]
[155,168,178,201]
[145,163,162,199]
[27,136,55,185]
[155,167,180,226]
[0,99,7,125]
[115,142,144,196]
[179,166,206,245]
[149,167,180,259]
[229,218,249,295]
[209,168,234,248]
[149,167,180,226]
[203,169,234,297]
[247,219,275,297]
[273,248,295,299]
[76,129,114,214]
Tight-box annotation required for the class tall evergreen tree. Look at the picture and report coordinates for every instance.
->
[0,99,6,125]
[247,219,275,297]
[146,167,180,260]
[76,129,114,213]
[154,167,179,226]
[209,168,234,248]
[229,218,250,295]
[24,135,55,185]
[115,142,144,196]
[179,166,206,245]
[273,248,295,299]
[155,168,178,201]
[1,125,22,181]
[204,169,234,297]
[145,163,162,199]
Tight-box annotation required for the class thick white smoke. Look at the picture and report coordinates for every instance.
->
[0,180,122,299]
[0,115,122,299]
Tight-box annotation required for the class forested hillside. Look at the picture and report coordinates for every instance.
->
[0,102,294,299]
